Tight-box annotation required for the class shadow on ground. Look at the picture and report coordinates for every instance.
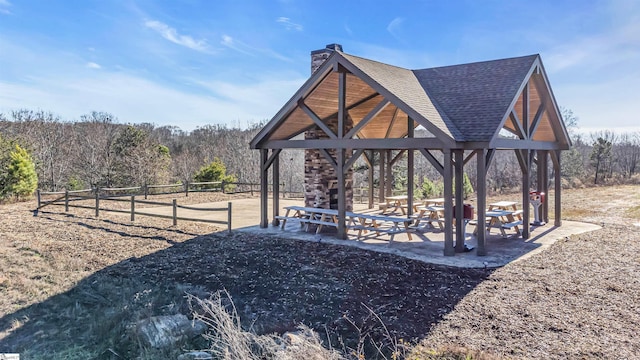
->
[0,224,493,359]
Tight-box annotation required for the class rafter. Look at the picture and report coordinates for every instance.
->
[345,98,391,139]
[419,149,444,175]
[298,100,337,139]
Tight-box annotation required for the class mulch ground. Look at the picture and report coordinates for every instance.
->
[1,186,639,359]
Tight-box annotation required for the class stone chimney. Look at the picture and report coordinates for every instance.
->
[311,43,343,74]
[304,44,353,221]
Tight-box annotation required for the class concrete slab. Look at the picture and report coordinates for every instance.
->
[136,197,601,268]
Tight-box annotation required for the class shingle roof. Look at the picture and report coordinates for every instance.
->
[340,53,464,141]
[413,55,538,142]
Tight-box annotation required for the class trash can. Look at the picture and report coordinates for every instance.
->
[529,191,545,226]
[453,204,475,220]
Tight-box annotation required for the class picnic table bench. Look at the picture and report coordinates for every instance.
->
[347,211,413,241]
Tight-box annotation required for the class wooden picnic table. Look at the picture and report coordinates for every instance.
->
[384,195,408,214]
[413,205,445,231]
[348,211,413,241]
[479,209,522,237]
[488,201,522,219]
[424,198,445,206]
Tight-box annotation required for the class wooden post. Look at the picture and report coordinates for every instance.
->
[454,150,465,252]
[272,153,280,226]
[368,151,374,209]
[337,148,347,240]
[95,188,100,217]
[553,150,562,226]
[378,150,385,203]
[476,149,487,256]
[185,182,189,197]
[541,151,549,223]
[385,150,393,197]
[407,118,414,217]
[260,149,269,228]
[443,149,455,256]
[144,184,148,199]
[64,190,69,212]
[172,199,177,226]
[131,195,135,222]
[36,189,41,209]
[228,202,232,233]
[522,150,531,239]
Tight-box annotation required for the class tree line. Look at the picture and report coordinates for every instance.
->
[0,108,638,202]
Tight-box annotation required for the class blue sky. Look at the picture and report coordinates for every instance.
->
[1,0,638,133]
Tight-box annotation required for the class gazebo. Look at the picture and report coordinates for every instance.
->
[250,44,571,256]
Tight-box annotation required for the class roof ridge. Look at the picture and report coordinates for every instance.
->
[418,54,539,72]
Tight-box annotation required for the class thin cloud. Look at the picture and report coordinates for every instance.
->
[221,35,291,61]
[144,20,208,52]
[220,35,254,56]
[387,17,405,40]
[0,0,11,15]
[276,17,303,31]
[86,62,101,69]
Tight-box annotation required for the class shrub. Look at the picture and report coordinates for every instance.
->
[1,144,38,200]
[193,158,237,191]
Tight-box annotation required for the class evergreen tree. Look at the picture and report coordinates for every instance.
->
[3,144,38,200]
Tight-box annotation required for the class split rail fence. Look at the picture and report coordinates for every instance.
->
[34,186,232,232]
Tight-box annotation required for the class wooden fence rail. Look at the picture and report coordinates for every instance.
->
[35,188,232,232]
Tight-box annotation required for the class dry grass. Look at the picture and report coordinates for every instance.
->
[1,185,639,359]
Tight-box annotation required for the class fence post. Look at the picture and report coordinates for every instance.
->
[144,183,148,199]
[65,190,69,212]
[95,188,100,217]
[185,182,189,197]
[221,181,226,194]
[250,183,253,196]
[172,199,177,226]
[37,189,41,209]
[228,202,232,233]
[131,195,135,222]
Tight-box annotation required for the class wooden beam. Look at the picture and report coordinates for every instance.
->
[485,149,496,175]
[529,102,546,138]
[319,148,338,171]
[509,111,526,139]
[262,137,447,150]
[344,149,364,172]
[298,100,337,139]
[390,150,406,165]
[345,98,390,139]
[264,148,282,170]
[491,138,568,150]
[338,71,346,138]
[419,149,444,175]
[385,107,400,139]
[523,83,530,139]
[463,150,478,165]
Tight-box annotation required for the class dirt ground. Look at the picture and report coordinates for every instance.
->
[0,185,639,359]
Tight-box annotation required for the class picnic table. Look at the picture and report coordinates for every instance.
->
[383,195,408,214]
[424,198,445,206]
[475,209,522,237]
[412,205,445,231]
[276,205,414,241]
[488,201,522,219]
[348,211,413,241]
